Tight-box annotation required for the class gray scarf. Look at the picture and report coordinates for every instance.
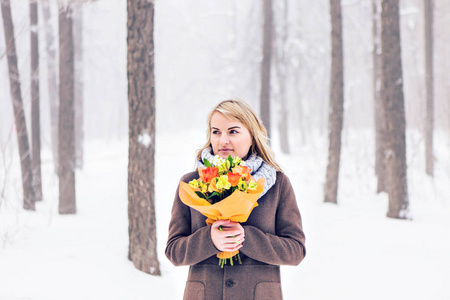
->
[196,148,277,198]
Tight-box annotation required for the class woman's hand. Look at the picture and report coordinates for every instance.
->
[211,220,245,252]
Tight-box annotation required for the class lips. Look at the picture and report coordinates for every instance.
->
[219,149,233,152]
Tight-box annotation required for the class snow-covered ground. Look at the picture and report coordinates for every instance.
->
[0,129,449,300]
[1,0,450,298]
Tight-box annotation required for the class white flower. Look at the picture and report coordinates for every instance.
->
[212,155,225,166]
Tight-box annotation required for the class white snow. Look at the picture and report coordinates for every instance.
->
[1,0,450,299]
[138,132,152,148]
[0,129,449,300]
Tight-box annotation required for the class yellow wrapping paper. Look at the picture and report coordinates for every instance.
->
[178,177,265,262]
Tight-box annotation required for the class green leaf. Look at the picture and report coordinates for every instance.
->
[207,192,219,199]
[195,191,207,199]
[203,158,212,168]
[227,155,233,168]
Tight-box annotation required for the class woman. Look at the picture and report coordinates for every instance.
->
[166,99,306,300]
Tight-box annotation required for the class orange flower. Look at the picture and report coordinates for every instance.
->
[178,177,266,267]
[201,167,219,183]
[208,177,219,193]
[232,165,251,180]
[227,172,241,187]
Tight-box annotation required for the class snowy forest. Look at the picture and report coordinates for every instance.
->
[1,0,449,299]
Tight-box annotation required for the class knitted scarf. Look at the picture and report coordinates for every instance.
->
[196,148,277,198]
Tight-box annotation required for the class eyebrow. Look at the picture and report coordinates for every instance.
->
[211,126,241,131]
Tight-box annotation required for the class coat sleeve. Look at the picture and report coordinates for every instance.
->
[240,174,306,266]
[165,176,220,266]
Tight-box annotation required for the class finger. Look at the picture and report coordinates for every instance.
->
[217,228,241,238]
[212,220,230,229]
[220,221,240,228]
[221,231,244,241]
[216,228,243,237]
[225,236,245,245]
[222,223,244,234]
[223,229,244,237]
[235,237,245,244]
[220,234,241,242]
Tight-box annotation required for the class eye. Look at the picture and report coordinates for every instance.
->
[230,129,238,134]
[212,130,220,135]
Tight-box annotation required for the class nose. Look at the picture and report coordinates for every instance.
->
[220,133,230,145]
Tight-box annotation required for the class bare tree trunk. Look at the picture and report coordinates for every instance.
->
[42,2,59,174]
[275,0,290,154]
[30,0,42,202]
[58,4,76,214]
[424,0,434,177]
[381,0,409,219]
[372,0,387,193]
[260,0,273,139]
[1,0,36,210]
[73,3,84,170]
[127,0,160,276]
[324,0,344,204]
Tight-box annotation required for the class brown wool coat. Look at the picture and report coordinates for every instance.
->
[165,171,306,300]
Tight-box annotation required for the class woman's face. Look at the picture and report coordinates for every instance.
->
[210,111,253,160]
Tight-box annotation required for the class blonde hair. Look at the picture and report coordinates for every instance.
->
[195,99,283,172]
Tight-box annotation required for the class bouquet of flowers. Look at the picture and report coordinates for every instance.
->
[178,155,265,267]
